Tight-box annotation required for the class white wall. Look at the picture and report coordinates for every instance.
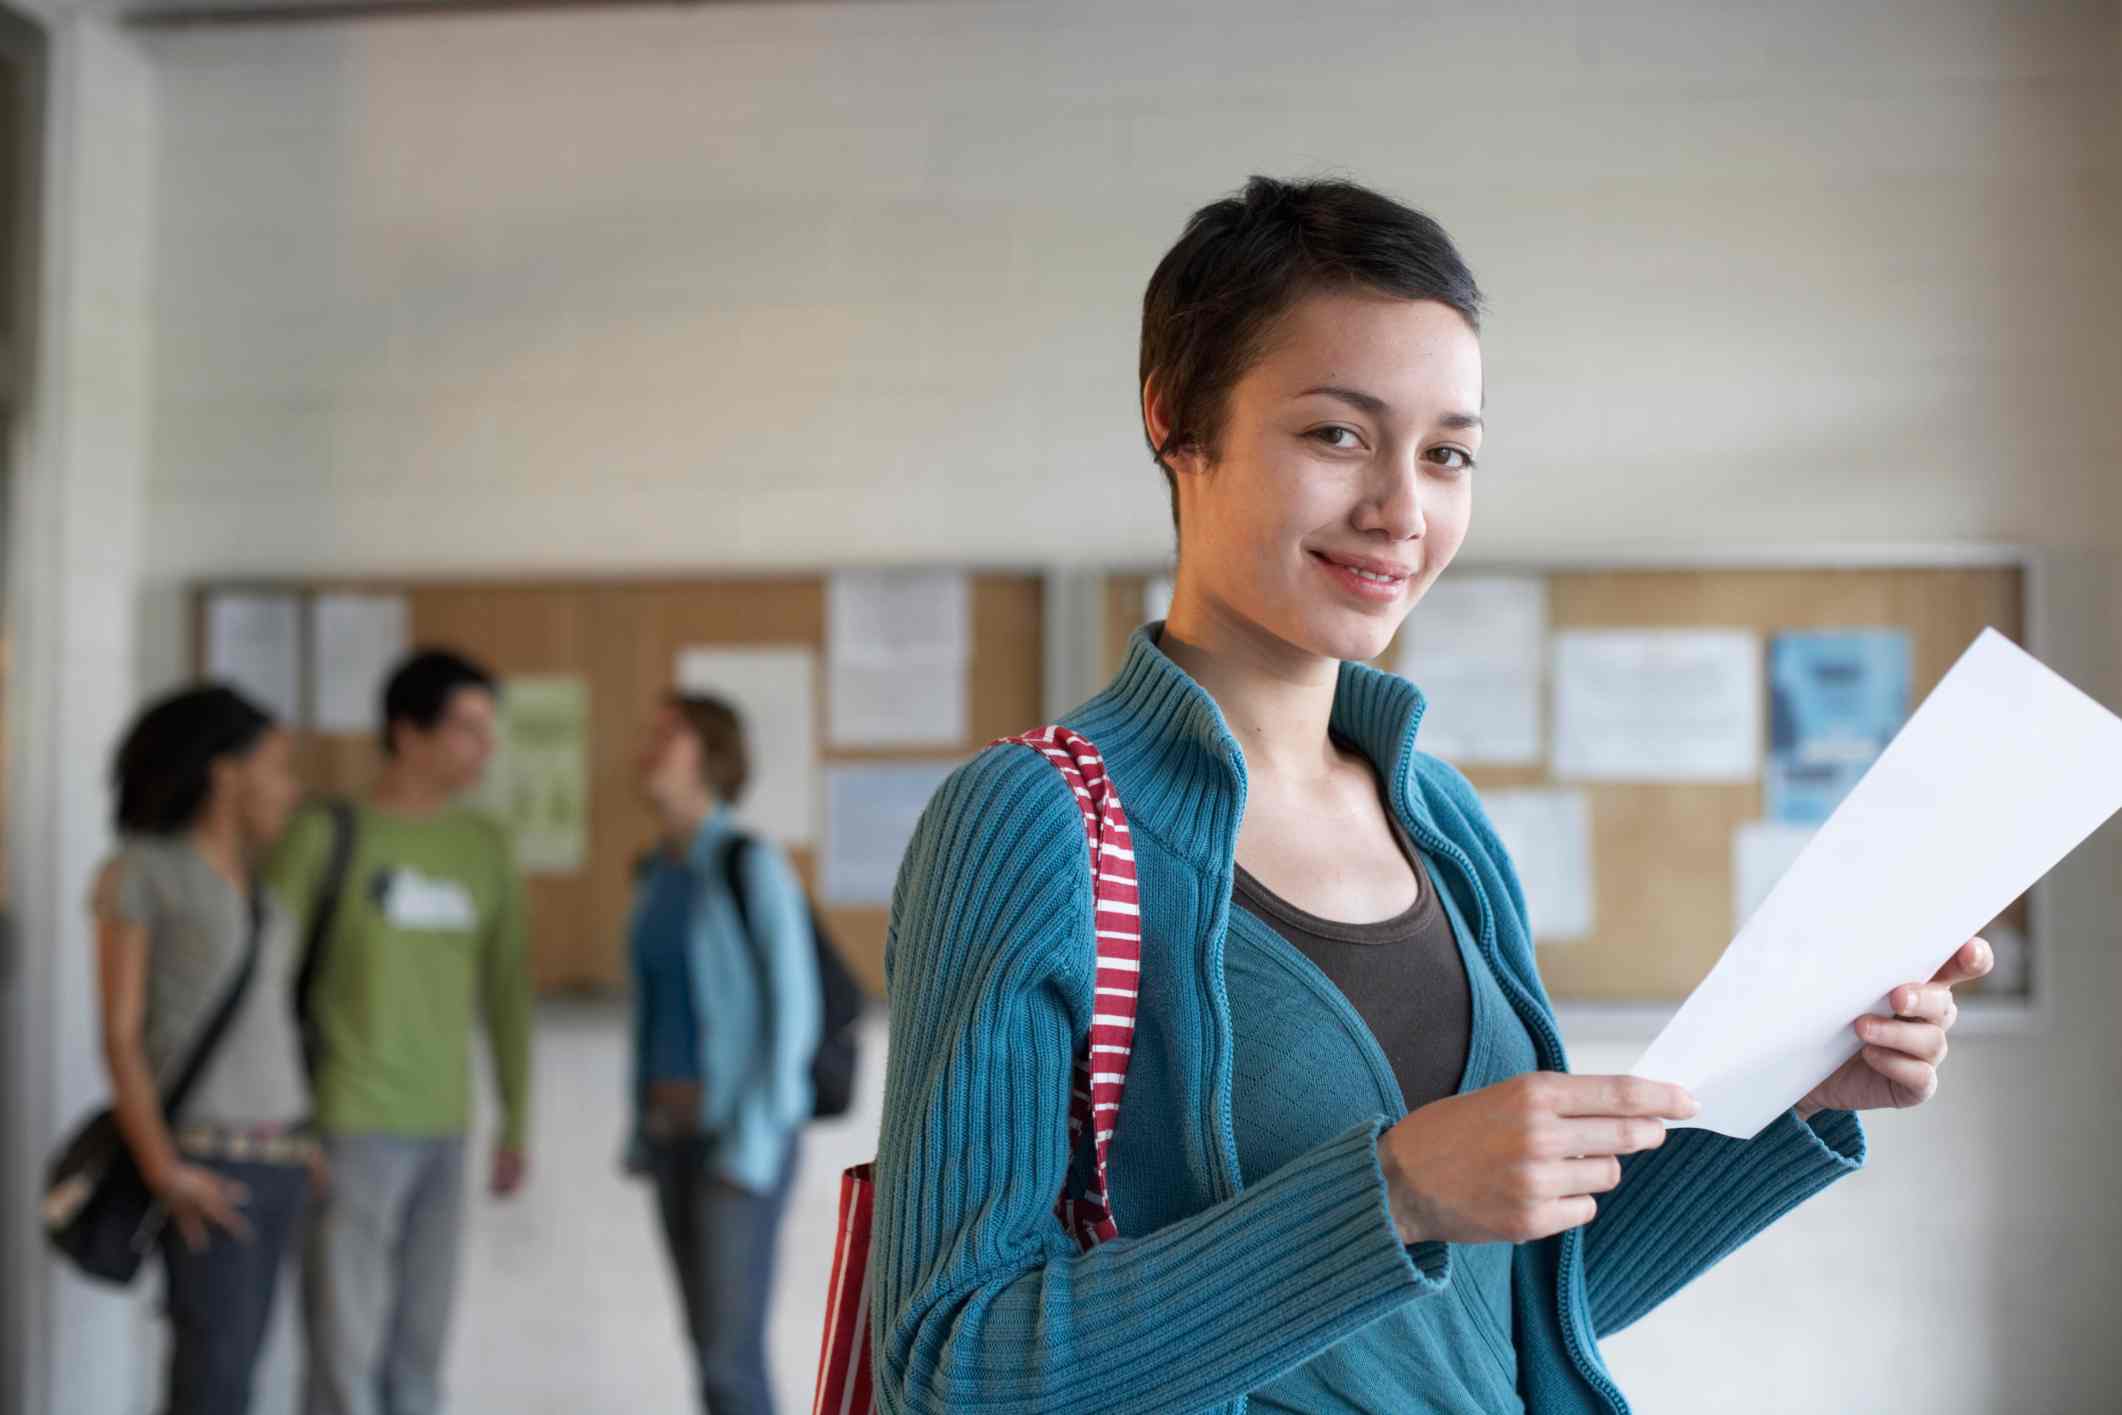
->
[83,1,2122,1411]
[2,9,159,1414]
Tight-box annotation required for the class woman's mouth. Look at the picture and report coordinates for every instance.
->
[1310,550,1413,603]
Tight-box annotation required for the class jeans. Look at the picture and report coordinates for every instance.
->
[303,1134,467,1415]
[647,1135,798,1415]
[159,1156,310,1415]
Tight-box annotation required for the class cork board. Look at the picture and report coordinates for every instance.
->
[195,573,1046,996]
[1101,564,2029,1005]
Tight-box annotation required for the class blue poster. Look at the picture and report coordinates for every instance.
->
[1766,630,1912,824]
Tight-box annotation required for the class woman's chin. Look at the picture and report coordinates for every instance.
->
[1292,606,1402,666]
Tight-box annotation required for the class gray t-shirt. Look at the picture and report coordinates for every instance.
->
[90,837,309,1130]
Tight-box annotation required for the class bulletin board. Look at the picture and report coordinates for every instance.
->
[192,573,1047,996]
[1103,558,2035,1013]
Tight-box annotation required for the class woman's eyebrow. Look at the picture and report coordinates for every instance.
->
[1294,384,1390,416]
[1296,385,1484,433]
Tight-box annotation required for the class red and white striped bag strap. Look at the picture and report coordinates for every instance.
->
[810,725,1136,1415]
[993,725,1141,1248]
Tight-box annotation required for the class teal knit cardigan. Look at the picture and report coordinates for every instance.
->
[870,627,1867,1413]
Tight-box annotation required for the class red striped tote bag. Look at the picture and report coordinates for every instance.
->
[810,725,1141,1414]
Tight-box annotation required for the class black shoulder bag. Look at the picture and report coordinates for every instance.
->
[42,887,268,1285]
[721,834,866,1120]
[291,798,358,1079]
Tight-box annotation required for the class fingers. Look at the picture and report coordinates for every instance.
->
[201,1178,254,1244]
[1534,1196,1598,1239]
[1854,1015,1948,1063]
[1887,982,1959,1027]
[1930,937,1994,987]
[1548,1156,1625,1197]
[176,1211,207,1255]
[1542,1074,1698,1120]
[1860,1045,1939,1105]
[1530,1116,1668,1160]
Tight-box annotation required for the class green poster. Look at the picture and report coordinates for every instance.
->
[474,676,589,875]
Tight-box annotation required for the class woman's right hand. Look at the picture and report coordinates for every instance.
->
[149,1162,253,1253]
[1377,1073,1697,1246]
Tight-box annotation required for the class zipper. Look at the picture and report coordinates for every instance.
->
[1399,811,1630,1415]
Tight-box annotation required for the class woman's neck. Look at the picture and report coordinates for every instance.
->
[655,792,716,851]
[1161,589,1343,789]
[188,813,251,894]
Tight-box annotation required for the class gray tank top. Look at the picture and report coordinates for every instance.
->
[90,837,309,1130]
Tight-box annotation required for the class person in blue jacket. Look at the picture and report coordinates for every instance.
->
[867,175,1991,1413]
[628,692,820,1415]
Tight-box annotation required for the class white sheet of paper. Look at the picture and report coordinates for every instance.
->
[311,593,409,734]
[1553,630,1762,782]
[206,592,303,725]
[674,646,819,845]
[1633,630,2122,1137]
[827,570,969,746]
[1397,575,1547,766]
[822,762,959,906]
[1732,821,1816,934]
[1480,789,1594,942]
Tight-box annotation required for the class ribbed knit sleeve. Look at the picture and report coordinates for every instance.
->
[871,745,1434,1415]
[1581,1105,1866,1337]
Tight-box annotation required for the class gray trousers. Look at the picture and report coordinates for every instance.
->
[303,1134,467,1415]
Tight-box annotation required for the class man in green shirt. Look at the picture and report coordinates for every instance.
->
[270,649,534,1415]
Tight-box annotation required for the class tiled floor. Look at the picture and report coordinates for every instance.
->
[443,1000,888,1414]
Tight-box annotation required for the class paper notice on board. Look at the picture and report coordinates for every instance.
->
[1480,789,1594,942]
[822,762,959,906]
[674,646,819,845]
[468,677,589,875]
[206,593,302,725]
[1396,575,1546,766]
[1767,630,1912,824]
[1553,630,1762,782]
[1633,630,2122,1138]
[312,594,409,734]
[827,571,969,746]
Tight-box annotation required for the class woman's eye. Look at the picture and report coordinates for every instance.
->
[1309,426,1363,450]
[1428,445,1477,472]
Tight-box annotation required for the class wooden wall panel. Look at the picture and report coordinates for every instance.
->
[197,572,1045,1000]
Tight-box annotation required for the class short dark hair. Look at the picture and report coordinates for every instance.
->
[669,693,750,807]
[112,684,275,834]
[381,648,497,756]
[1139,176,1484,527]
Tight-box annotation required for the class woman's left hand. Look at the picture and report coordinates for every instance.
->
[1796,937,1993,1119]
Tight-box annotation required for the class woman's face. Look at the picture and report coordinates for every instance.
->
[230,728,301,848]
[638,705,706,807]
[1166,290,1484,667]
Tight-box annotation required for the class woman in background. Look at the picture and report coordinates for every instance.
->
[627,693,821,1415]
[91,684,312,1415]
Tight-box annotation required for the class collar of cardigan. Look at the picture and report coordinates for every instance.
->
[682,804,738,873]
[1064,622,1437,872]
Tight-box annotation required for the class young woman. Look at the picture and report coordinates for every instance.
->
[627,693,821,1415]
[867,177,1990,1413]
[90,684,312,1415]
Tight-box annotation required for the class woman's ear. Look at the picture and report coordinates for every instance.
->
[1141,374,1201,477]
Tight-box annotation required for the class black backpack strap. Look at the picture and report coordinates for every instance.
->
[161,886,269,1121]
[720,833,756,943]
[293,799,357,1066]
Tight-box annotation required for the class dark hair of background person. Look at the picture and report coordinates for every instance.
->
[111,683,275,835]
[668,693,750,807]
[1138,174,1486,531]
[380,647,498,756]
